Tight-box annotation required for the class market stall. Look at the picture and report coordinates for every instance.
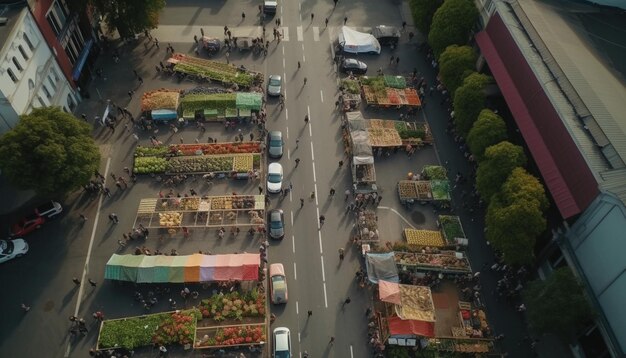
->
[170,53,263,88]
[438,215,468,247]
[397,180,433,204]
[365,252,400,284]
[104,253,261,283]
[394,251,472,274]
[141,89,181,123]
[133,195,265,229]
[360,76,421,108]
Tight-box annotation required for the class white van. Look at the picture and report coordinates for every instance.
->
[273,327,291,358]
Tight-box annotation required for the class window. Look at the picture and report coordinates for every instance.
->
[64,44,78,64]
[23,33,34,51]
[12,57,23,72]
[46,12,62,36]
[51,68,59,82]
[7,68,18,83]
[28,79,34,90]
[18,45,29,61]
[37,96,45,108]
[66,94,76,111]
[42,84,51,99]
[46,0,69,37]
[48,75,57,91]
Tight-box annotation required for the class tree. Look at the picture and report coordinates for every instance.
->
[466,109,507,161]
[409,0,443,35]
[476,141,526,202]
[438,45,476,93]
[523,267,594,340]
[428,0,478,59]
[70,0,166,39]
[485,168,548,264]
[453,72,491,137]
[0,107,101,196]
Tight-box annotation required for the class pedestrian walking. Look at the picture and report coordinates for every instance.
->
[159,345,168,357]
[297,61,301,69]
[295,158,300,167]
[258,186,263,195]
[303,351,309,358]
[300,198,304,208]
[154,38,159,48]
[304,77,308,85]
[21,303,31,312]
[80,214,87,221]
[308,310,312,317]
[132,133,139,141]
[117,239,127,248]
[88,278,97,287]
[310,191,315,199]
[193,34,198,43]
[325,18,329,27]
[365,307,372,317]
[93,311,104,321]
[330,188,336,197]
[329,336,335,345]
[138,76,143,85]
[343,297,351,306]
[402,21,407,30]
[241,12,246,20]
[109,213,119,224]
[304,114,309,124]
[396,57,400,65]
[201,27,205,36]
[390,55,395,65]
[81,113,87,120]
[338,160,344,168]
[344,16,348,25]
[72,277,81,285]
[103,187,111,197]
[376,196,383,205]
[345,189,351,201]
[408,32,414,41]
[295,138,300,149]
[339,248,345,260]
[311,13,314,22]
[319,215,325,226]
[127,90,133,99]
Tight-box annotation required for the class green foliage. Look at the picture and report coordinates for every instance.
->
[475,141,526,202]
[428,0,479,59]
[409,0,443,35]
[466,109,508,161]
[453,72,492,137]
[89,0,166,38]
[438,45,477,93]
[387,345,411,358]
[485,168,548,264]
[0,107,100,196]
[524,267,594,340]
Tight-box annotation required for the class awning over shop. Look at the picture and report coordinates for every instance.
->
[104,253,260,283]
[379,280,401,304]
[236,92,262,111]
[365,252,399,283]
[72,38,94,81]
[388,316,435,338]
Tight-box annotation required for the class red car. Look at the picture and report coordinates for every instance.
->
[9,201,63,237]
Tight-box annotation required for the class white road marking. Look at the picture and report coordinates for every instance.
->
[282,58,285,68]
[292,235,296,254]
[313,27,320,41]
[282,27,289,41]
[290,210,294,226]
[294,261,297,279]
[289,190,292,202]
[314,183,319,206]
[316,206,320,230]
[296,300,299,314]
[283,85,287,102]
[320,90,324,103]
[285,108,288,121]
[350,345,354,358]
[282,46,284,55]
[301,43,305,52]
[310,141,314,161]
[320,255,326,281]
[302,53,306,63]
[286,126,289,140]
[377,206,416,228]
[318,230,323,254]
[297,26,303,41]
[323,282,328,308]
[312,161,316,182]
[65,157,111,357]
[307,106,312,137]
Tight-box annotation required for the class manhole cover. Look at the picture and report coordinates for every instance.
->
[43,300,54,312]
[411,211,426,224]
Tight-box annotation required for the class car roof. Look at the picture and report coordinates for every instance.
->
[268,162,283,172]
[270,263,285,276]
[374,25,400,37]
[269,131,282,139]
[270,209,283,220]
[274,327,290,350]
[269,74,282,81]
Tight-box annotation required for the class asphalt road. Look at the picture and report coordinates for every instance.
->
[0,1,550,357]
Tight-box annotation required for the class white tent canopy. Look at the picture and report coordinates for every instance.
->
[338,26,381,54]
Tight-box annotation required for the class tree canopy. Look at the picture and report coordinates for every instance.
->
[70,0,166,39]
[0,107,101,196]
[409,0,443,35]
[453,72,491,137]
[523,267,594,340]
[466,109,508,161]
[476,141,526,202]
[428,0,478,59]
[485,168,548,264]
[438,45,476,94]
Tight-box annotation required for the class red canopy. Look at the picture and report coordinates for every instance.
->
[379,280,401,305]
[388,316,435,337]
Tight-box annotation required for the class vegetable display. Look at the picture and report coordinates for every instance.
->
[140,89,181,111]
[422,165,447,180]
[439,215,466,243]
[180,93,237,114]
[431,180,451,201]
[134,157,168,174]
[98,309,199,350]
[404,229,445,247]
[171,53,261,87]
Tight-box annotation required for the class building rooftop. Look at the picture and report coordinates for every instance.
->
[0,4,27,52]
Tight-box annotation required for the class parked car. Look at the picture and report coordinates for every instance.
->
[268,131,284,158]
[267,162,283,193]
[0,239,29,264]
[269,263,288,304]
[263,0,277,14]
[273,327,291,358]
[9,201,62,237]
[372,25,401,47]
[268,209,285,239]
[340,58,368,74]
[267,75,282,97]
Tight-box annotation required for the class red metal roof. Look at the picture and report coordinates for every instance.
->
[475,13,598,219]
[388,316,435,337]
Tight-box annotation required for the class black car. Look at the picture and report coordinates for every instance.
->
[340,58,368,74]
[372,25,401,47]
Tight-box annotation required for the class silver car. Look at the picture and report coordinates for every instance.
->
[269,209,285,239]
[267,75,282,96]
[268,131,284,158]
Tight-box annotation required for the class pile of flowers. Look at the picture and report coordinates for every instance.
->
[198,289,265,322]
[151,311,199,347]
[195,325,265,347]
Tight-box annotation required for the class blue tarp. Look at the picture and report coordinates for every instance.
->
[365,252,399,283]
[72,39,94,81]
[151,109,178,121]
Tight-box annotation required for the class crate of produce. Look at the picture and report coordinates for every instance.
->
[403,229,445,247]
[397,181,418,200]
[439,215,467,245]
[431,180,451,201]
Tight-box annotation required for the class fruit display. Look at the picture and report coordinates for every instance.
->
[232,154,253,172]
[140,89,181,111]
[169,142,261,156]
[398,181,418,199]
[431,180,451,201]
[394,251,471,272]
[168,156,233,173]
[439,215,466,243]
[356,210,379,241]
[135,146,169,157]
[133,157,168,174]
[422,165,447,180]
[159,212,182,227]
[398,285,435,321]
[181,197,200,211]
[404,229,445,247]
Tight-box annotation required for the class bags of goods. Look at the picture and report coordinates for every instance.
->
[404,229,445,247]
[159,212,182,227]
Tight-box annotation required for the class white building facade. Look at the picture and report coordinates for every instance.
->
[0,5,79,133]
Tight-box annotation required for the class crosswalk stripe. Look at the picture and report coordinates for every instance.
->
[282,26,289,42]
[313,27,320,41]
[297,26,303,42]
